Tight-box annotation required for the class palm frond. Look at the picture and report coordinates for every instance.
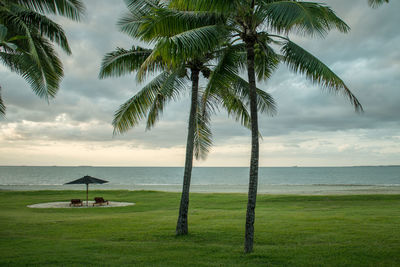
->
[0,34,63,100]
[281,39,363,112]
[6,6,72,54]
[145,70,186,129]
[194,94,213,160]
[124,0,161,13]
[113,71,186,134]
[118,0,161,39]
[99,46,153,79]
[254,39,280,81]
[0,86,5,116]
[152,24,227,61]
[368,0,389,8]
[169,0,237,13]
[136,48,168,82]
[137,8,226,42]
[232,76,277,116]
[201,42,276,130]
[14,0,85,21]
[259,1,350,37]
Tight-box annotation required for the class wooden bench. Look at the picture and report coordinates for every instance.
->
[93,197,109,206]
[69,199,83,207]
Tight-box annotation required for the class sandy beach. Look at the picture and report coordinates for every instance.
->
[27,201,135,208]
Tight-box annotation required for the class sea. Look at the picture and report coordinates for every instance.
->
[0,166,399,194]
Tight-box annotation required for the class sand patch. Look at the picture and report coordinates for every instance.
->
[28,201,135,208]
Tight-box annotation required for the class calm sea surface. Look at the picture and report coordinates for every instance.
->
[0,166,399,194]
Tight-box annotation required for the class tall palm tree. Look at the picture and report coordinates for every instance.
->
[0,0,85,116]
[169,0,363,253]
[100,0,276,235]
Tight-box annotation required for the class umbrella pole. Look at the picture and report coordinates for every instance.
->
[86,183,88,206]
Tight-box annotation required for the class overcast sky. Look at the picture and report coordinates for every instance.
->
[0,0,399,167]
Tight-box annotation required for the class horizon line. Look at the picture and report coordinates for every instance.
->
[1,165,399,168]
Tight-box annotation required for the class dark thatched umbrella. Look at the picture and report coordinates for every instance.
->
[64,175,108,206]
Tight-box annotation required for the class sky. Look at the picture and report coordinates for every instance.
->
[0,0,399,167]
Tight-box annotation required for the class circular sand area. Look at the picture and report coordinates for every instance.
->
[27,201,135,208]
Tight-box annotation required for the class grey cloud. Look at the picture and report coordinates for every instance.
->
[0,0,399,156]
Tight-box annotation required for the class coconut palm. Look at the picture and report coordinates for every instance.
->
[100,0,276,235]
[0,0,85,116]
[169,0,363,252]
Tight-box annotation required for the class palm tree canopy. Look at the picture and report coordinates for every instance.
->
[101,44,276,159]
[168,0,363,112]
[100,1,277,160]
[0,0,85,116]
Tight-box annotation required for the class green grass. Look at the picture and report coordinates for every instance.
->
[1,191,399,266]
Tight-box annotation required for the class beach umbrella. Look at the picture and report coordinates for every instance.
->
[64,175,108,206]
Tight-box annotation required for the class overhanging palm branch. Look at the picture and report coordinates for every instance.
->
[0,38,63,99]
[281,39,363,112]
[12,0,85,21]
[99,46,154,79]
[4,6,73,54]
[145,68,186,129]
[0,0,84,115]
[112,70,186,134]
[258,1,350,37]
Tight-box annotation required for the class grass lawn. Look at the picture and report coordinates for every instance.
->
[0,190,399,266]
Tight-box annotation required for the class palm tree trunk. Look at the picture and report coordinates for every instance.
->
[176,68,200,235]
[244,39,259,253]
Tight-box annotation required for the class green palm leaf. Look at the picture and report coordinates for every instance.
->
[152,24,227,61]
[169,0,237,13]
[118,0,161,39]
[0,37,63,100]
[194,95,213,160]
[113,71,186,134]
[0,0,84,114]
[259,1,350,37]
[14,0,85,21]
[145,70,186,129]
[99,46,153,79]
[137,8,226,41]
[8,7,72,54]
[281,39,363,112]
[254,40,280,81]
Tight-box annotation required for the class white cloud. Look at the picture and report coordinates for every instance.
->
[0,0,399,166]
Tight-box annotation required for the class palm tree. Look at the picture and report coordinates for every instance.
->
[100,0,276,235]
[0,0,85,116]
[169,0,363,253]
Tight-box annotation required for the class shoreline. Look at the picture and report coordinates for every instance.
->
[2,184,400,195]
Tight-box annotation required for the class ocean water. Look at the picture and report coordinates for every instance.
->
[0,166,399,194]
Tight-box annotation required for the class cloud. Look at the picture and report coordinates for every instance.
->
[0,0,399,166]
